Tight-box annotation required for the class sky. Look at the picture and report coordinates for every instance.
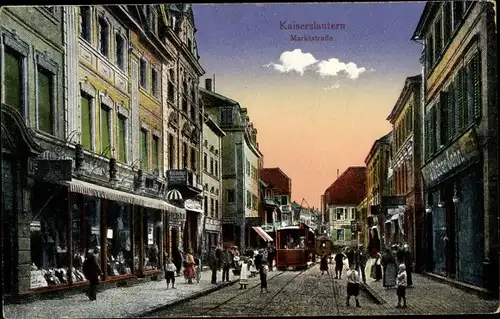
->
[192,2,426,209]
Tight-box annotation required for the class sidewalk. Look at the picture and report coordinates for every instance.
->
[362,259,499,314]
[4,270,237,319]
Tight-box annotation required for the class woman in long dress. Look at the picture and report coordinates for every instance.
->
[320,252,329,275]
[381,249,396,288]
[371,252,383,281]
[238,256,249,289]
[183,249,197,284]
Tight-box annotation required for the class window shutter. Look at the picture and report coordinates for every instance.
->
[439,91,447,145]
[435,100,441,146]
[38,69,54,134]
[472,52,482,120]
[456,68,465,132]
[81,94,92,150]
[430,107,436,154]
[447,82,455,139]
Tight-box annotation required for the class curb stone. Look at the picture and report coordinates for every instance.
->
[133,279,239,318]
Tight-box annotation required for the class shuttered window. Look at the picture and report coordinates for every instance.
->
[439,92,448,146]
[4,48,24,115]
[117,115,126,162]
[81,93,92,150]
[434,18,443,58]
[465,58,475,127]
[100,105,111,156]
[37,68,54,135]
[447,81,456,139]
[430,106,437,154]
[472,53,482,120]
[425,113,431,159]
[141,129,148,170]
[443,2,452,44]
[455,68,465,133]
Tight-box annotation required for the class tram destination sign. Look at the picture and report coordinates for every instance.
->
[421,128,480,187]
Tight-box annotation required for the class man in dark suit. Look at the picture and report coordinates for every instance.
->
[208,246,218,284]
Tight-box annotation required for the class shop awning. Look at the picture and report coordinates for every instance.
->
[252,226,273,242]
[184,199,203,213]
[64,179,182,212]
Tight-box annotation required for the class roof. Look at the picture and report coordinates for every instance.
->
[260,167,291,195]
[364,131,392,164]
[324,167,367,206]
[200,87,240,107]
[411,2,440,40]
[203,114,226,137]
[387,75,422,123]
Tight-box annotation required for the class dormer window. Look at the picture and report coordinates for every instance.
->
[98,16,110,57]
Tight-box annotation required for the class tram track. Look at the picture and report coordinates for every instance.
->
[326,261,342,315]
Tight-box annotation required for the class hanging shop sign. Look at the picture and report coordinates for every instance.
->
[421,128,480,187]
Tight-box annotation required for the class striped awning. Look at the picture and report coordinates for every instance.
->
[63,179,182,212]
[166,189,183,201]
[252,226,273,242]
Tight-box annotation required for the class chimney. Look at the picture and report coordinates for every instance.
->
[205,78,212,91]
[337,169,339,179]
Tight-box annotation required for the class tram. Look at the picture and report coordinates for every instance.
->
[316,236,334,257]
[275,223,316,270]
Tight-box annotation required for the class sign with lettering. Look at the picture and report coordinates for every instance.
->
[167,170,187,186]
[421,128,480,187]
[35,159,72,182]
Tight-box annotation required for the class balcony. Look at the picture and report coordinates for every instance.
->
[166,169,203,196]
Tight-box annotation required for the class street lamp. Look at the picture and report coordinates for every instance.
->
[437,201,445,208]
[425,206,432,214]
[452,188,460,204]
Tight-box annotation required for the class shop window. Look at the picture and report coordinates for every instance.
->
[37,67,55,135]
[106,202,133,277]
[4,47,25,116]
[117,115,126,163]
[30,183,70,288]
[143,209,162,271]
[152,135,159,171]
[81,92,93,151]
[100,104,111,157]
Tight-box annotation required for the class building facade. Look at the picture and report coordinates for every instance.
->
[323,167,366,249]
[412,1,498,290]
[365,132,393,255]
[200,80,263,250]
[201,112,225,253]
[260,167,292,226]
[386,75,423,268]
[356,197,369,249]
[259,179,282,240]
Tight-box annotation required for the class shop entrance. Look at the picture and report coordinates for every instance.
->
[171,227,179,253]
[2,157,16,295]
[444,184,456,278]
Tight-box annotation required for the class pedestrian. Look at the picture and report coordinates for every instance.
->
[382,248,397,288]
[371,252,383,281]
[346,263,361,307]
[320,252,329,275]
[267,243,276,271]
[260,260,270,293]
[82,251,102,301]
[208,246,218,284]
[403,244,413,287]
[173,248,182,277]
[346,247,355,268]
[221,247,231,282]
[238,256,249,289]
[165,257,177,289]
[255,249,264,271]
[334,250,345,279]
[356,246,368,283]
[396,263,407,308]
[184,248,196,284]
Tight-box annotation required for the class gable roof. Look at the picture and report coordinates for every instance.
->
[260,167,291,195]
[324,167,366,206]
[364,131,392,164]
[386,75,422,123]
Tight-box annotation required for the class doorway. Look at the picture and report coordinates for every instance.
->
[444,185,456,278]
[171,227,178,253]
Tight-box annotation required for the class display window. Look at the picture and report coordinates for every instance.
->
[143,209,162,271]
[30,182,70,289]
[106,201,133,277]
[70,195,102,284]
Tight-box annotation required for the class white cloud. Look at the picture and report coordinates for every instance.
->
[266,49,318,76]
[323,83,341,91]
[317,58,367,79]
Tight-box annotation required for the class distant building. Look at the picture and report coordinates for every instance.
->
[323,167,367,248]
[260,167,293,225]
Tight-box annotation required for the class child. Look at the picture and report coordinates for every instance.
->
[165,257,177,289]
[346,263,361,307]
[260,260,270,293]
[239,257,249,289]
[396,263,407,308]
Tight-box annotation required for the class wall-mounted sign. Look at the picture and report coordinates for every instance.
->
[167,170,187,186]
[421,128,480,187]
[35,159,72,182]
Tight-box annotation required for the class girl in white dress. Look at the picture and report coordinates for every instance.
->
[239,257,249,289]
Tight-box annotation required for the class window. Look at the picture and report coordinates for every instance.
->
[100,105,111,157]
[117,115,126,162]
[106,202,133,276]
[115,34,125,70]
[246,191,252,209]
[337,229,345,241]
[281,196,287,206]
[204,196,208,214]
[168,134,175,170]
[98,17,109,57]
[190,102,196,120]
[142,209,162,270]
[215,200,219,218]
[167,69,175,101]
[220,106,234,125]
[140,59,147,89]
[447,81,456,139]
[141,129,148,170]
[426,33,434,71]
[152,135,159,171]
[81,93,93,150]
[188,38,193,53]
[210,158,214,174]
[210,198,215,217]
[182,142,188,169]
[37,67,54,134]
[434,18,442,59]
[152,68,159,97]
[227,189,235,203]
[246,161,250,176]
[4,47,24,115]
[335,208,344,220]
[455,68,465,132]
[453,1,464,30]
[443,2,452,44]
[79,6,92,42]
[149,8,158,35]
[190,148,196,171]
[439,92,448,146]
[203,153,207,171]
[215,160,218,177]
[182,97,188,113]
[350,208,355,220]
